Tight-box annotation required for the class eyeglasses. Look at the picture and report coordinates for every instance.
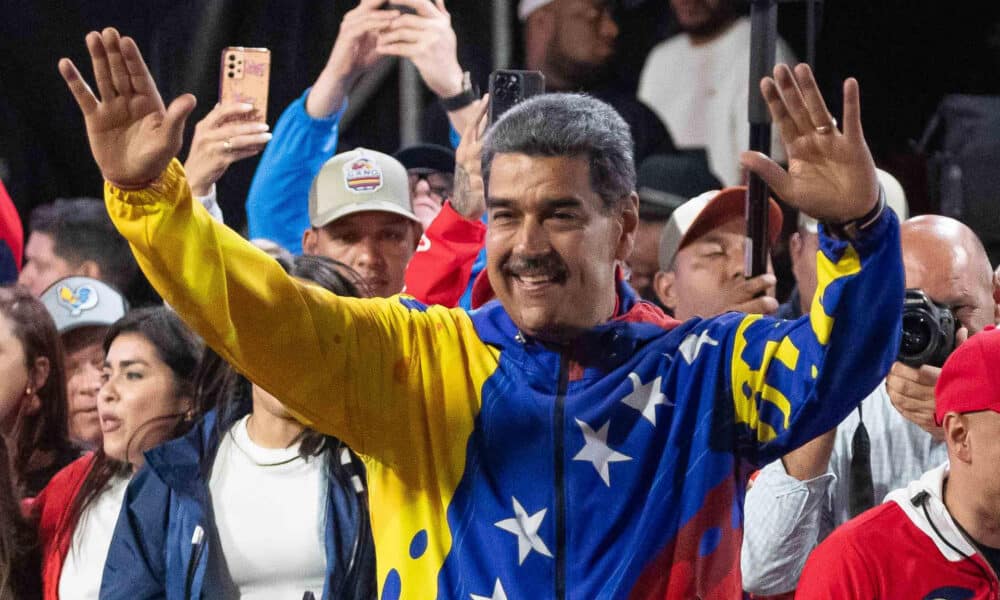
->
[408,170,454,202]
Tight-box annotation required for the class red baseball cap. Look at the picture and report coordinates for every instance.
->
[934,325,1000,425]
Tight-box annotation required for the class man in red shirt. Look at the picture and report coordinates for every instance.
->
[798,326,1000,598]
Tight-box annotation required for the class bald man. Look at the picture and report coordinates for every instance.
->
[886,216,997,439]
[742,216,997,596]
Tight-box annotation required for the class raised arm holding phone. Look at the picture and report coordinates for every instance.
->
[59,26,902,598]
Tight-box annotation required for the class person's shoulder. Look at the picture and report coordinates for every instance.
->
[643,32,690,66]
[821,501,909,552]
[42,453,94,495]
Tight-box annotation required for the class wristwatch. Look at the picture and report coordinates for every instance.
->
[821,186,887,241]
[439,71,478,112]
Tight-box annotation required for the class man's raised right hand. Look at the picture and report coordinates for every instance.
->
[59,28,196,188]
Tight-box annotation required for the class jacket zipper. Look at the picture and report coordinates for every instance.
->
[185,525,206,600]
[554,355,570,600]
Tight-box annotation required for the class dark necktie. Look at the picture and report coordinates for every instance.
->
[849,406,875,517]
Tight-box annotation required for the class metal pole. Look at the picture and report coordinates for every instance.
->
[492,0,513,70]
[341,58,398,132]
[399,59,422,146]
[745,0,778,278]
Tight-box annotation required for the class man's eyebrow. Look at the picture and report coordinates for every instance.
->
[542,198,585,210]
[486,197,515,209]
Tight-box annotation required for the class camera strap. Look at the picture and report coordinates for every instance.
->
[848,406,876,518]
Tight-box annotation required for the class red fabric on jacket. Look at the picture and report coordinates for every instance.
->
[0,179,23,269]
[403,201,485,307]
[26,453,95,600]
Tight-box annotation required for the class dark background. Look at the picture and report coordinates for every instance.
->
[2,0,999,236]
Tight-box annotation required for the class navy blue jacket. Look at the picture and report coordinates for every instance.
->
[100,408,375,599]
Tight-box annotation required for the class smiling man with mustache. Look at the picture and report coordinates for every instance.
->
[62,27,901,598]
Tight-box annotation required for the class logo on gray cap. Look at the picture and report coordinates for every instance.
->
[55,283,100,316]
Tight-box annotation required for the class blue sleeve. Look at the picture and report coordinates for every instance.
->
[245,89,346,254]
[724,202,903,466]
[100,468,169,600]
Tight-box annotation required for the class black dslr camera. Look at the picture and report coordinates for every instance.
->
[897,289,957,367]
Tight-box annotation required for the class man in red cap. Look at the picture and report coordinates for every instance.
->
[796,325,1000,597]
[652,186,783,320]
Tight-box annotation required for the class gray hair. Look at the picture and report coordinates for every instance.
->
[482,93,636,211]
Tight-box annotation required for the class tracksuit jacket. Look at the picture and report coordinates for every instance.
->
[798,463,1000,598]
[105,159,903,599]
[99,407,376,600]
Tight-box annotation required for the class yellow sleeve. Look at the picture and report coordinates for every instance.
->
[105,159,498,465]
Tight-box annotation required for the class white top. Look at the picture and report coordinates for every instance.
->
[58,474,130,600]
[638,18,796,185]
[209,415,327,599]
[741,381,948,594]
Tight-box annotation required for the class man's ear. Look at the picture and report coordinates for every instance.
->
[410,222,423,252]
[79,259,102,280]
[614,193,640,262]
[524,7,558,70]
[943,412,972,464]
[992,269,1000,324]
[653,270,678,311]
[302,228,318,255]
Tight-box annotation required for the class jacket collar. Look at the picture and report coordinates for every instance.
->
[886,462,978,561]
[471,275,680,375]
[143,407,239,498]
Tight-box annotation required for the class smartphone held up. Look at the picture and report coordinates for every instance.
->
[219,47,271,122]
[488,70,545,125]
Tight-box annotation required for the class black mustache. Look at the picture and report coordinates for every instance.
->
[502,253,569,281]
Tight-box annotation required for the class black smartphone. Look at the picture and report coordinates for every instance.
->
[383,2,417,15]
[488,70,545,125]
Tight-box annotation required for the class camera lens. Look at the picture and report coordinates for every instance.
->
[900,313,932,356]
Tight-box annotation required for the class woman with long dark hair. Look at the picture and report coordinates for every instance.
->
[0,440,41,599]
[31,306,202,599]
[102,255,376,599]
[0,287,77,498]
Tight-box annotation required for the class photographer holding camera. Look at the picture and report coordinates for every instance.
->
[742,214,997,596]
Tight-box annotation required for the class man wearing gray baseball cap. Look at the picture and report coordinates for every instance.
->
[40,276,127,449]
[653,186,783,321]
[300,148,421,298]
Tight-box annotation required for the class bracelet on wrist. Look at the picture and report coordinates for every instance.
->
[439,71,478,112]
[820,186,886,241]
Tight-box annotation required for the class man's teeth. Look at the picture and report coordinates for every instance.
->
[518,274,553,284]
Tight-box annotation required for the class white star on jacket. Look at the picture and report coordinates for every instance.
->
[679,330,719,364]
[573,418,632,486]
[470,579,508,600]
[621,372,671,426]
[495,497,553,565]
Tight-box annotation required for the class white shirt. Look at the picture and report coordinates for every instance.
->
[209,415,327,599]
[638,18,795,185]
[741,382,948,594]
[58,474,130,600]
